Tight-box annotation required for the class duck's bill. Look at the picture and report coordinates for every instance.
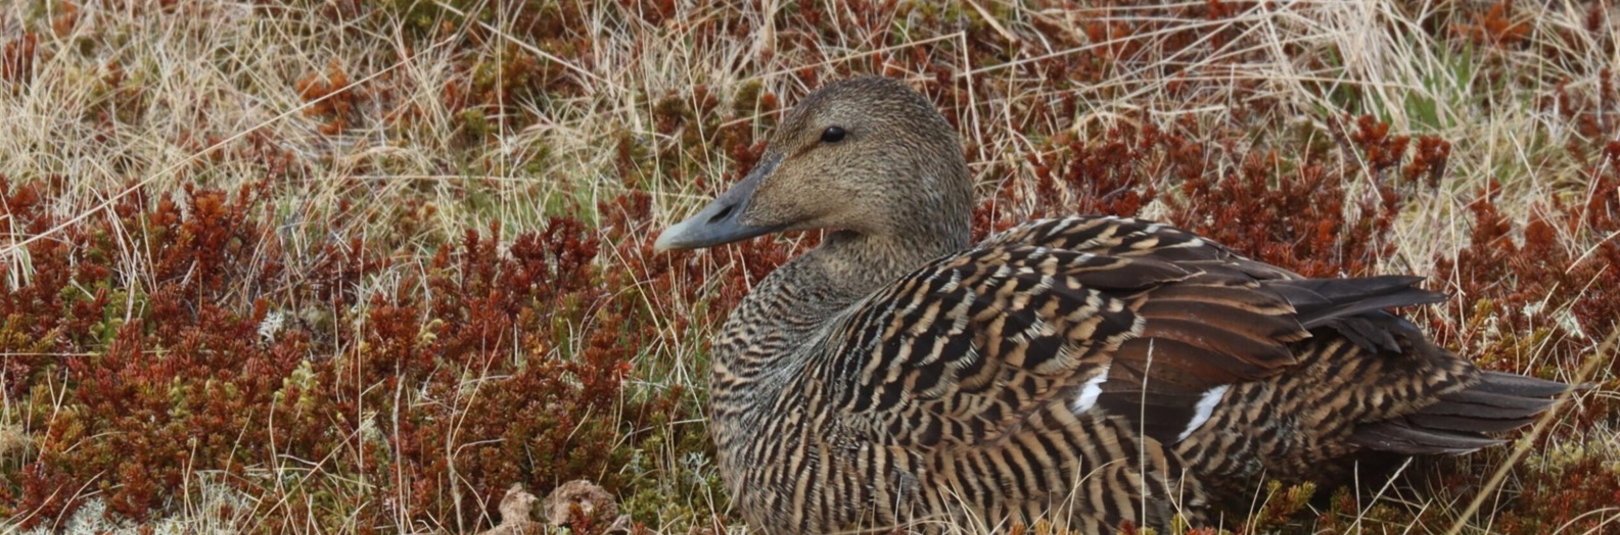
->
[655,155,785,252]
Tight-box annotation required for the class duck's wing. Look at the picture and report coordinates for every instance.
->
[819,216,1448,449]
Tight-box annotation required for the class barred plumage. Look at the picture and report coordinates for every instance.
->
[654,77,1569,533]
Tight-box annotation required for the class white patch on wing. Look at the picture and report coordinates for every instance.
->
[1177,384,1231,442]
[1071,364,1110,414]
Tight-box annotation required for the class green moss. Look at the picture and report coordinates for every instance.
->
[460,107,494,141]
[732,80,765,117]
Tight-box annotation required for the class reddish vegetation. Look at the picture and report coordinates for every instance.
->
[0,181,695,531]
[0,31,36,87]
[1159,115,1413,279]
[296,60,364,135]
[1455,0,1532,47]
[973,115,1414,280]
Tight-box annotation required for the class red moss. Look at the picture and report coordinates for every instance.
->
[1031,125,1162,218]
[0,182,684,530]
[1496,453,1620,533]
[1345,114,1411,175]
[1454,0,1531,48]
[296,60,364,135]
[1,31,37,87]
[1403,135,1452,187]
[1157,117,1409,278]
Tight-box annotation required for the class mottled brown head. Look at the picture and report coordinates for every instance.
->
[656,77,972,254]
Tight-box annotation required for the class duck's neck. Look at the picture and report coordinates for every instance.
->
[813,230,965,291]
[708,228,967,405]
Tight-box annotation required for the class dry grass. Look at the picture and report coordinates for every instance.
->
[1,0,1616,533]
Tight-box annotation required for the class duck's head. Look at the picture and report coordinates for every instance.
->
[655,77,973,254]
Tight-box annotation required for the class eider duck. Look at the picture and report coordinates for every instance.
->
[654,76,1568,533]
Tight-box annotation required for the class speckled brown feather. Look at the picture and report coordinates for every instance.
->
[711,220,1214,532]
[673,77,1570,534]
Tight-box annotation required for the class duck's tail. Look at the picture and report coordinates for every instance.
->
[1351,370,1570,455]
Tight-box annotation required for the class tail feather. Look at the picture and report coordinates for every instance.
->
[1351,371,1570,455]
[1403,413,1539,434]
[1473,370,1572,398]
[1351,421,1505,455]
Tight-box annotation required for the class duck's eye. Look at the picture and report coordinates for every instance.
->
[820,126,847,143]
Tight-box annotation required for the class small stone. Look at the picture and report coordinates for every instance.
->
[541,479,619,528]
[476,483,539,535]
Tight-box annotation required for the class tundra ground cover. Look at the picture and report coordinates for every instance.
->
[1,0,1616,533]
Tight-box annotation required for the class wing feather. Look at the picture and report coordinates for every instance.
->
[821,216,1455,450]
